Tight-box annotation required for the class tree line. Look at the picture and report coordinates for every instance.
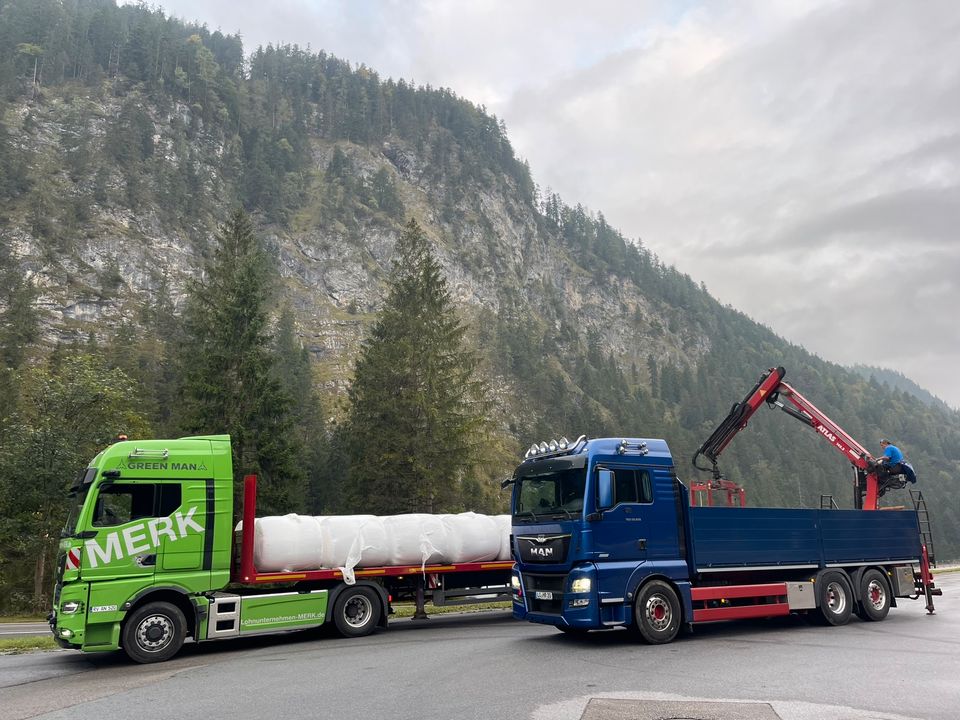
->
[0,212,500,612]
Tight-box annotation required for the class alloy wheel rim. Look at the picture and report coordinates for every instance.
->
[344,596,372,628]
[136,614,174,652]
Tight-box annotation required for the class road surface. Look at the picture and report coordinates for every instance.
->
[1,573,957,720]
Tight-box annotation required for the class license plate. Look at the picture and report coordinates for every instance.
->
[535,591,553,600]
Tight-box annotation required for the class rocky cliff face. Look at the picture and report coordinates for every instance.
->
[5,88,704,399]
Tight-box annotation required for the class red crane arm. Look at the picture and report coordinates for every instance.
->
[767,382,873,470]
[693,366,884,510]
[693,366,788,477]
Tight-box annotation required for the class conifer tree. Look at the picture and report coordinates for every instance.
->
[273,305,328,512]
[344,219,492,513]
[179,208,304,514]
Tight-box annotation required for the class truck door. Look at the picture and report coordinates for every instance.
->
[80,481,163,583]
[592,465,654,603]
[157,479,208,573]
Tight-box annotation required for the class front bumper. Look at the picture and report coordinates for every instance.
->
[513,565,600,628]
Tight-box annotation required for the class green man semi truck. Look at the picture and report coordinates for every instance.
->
[49,435,513,663]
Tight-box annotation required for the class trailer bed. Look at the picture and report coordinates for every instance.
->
[688,506,921,571]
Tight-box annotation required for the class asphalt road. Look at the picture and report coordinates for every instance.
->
[2,573,958,720]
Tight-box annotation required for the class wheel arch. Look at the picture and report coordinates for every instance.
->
[328,581,389,629]
[626,572,688,627]
[122,586,197,639]
[841,565,894,603]
[813,568,853,609]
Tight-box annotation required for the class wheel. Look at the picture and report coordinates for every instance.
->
[333,586,381,638]
[814,572,853,626]
[121,601,186,664]
[633,580,681,644]
[858,569,891,622]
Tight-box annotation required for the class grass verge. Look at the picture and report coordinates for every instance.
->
[0,636,58,654]
[0,615,45,623]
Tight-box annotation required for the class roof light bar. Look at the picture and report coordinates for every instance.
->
[523,434,587,460]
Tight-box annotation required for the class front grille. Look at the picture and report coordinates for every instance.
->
[516,534,571,564]
[523,573,567,615]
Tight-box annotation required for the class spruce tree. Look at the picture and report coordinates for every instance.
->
[179,208,304,514]
[344,219,491,513]
[273,305,328,512]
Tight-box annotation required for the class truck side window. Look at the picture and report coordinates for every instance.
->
[157,484,182,515]
[91,484,182,526]
[610,469,654,505]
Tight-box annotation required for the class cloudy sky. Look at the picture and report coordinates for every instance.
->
[155,0,960,408]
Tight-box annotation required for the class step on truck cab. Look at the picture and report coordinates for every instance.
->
[51,435,513,663]
[507,414,939,642]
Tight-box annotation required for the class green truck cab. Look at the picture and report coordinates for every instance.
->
[53,435,238,661]
[50,435,513,663]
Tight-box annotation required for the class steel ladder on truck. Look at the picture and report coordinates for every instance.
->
[910,489,935,567]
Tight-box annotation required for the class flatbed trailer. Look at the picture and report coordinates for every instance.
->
[234,474,513,620]
[49,436,513,663]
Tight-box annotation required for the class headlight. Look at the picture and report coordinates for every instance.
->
[61,601,81,614]
[511,575,521,591]
[570,578,592,593]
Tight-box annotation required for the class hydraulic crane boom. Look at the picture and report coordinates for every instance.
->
[693,366,886,510]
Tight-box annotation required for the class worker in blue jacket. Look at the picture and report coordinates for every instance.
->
[876,439,916,486]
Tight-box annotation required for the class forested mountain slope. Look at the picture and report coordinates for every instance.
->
[1,0,957,560]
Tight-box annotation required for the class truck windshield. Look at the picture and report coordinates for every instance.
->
[514,468,586,520]
[61,468,96,537]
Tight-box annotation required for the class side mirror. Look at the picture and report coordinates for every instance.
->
[598,469,615,511]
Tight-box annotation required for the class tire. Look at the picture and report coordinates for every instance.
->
[633,580,681,644]
[121,601,187,664]
[858,569,891,622]
[332,586,381,638]
[815,572,853,626]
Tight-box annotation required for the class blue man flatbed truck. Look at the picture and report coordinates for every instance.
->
[506,367,940,642]
[49,435,513,663]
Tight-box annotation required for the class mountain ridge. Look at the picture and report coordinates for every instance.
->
[0,0,957,558]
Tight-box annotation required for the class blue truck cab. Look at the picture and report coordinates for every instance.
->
[508,435,935,643]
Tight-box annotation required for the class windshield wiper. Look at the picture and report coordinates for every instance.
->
[515,509,538,522]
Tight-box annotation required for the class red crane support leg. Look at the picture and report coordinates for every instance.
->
[921,545,936,615]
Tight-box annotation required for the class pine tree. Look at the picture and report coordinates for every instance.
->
[273,305,328,512]
[178,208,304,514]
[344,219,492,513]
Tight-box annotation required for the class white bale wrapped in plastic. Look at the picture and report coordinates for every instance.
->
[441,513,501,563]
[318,515,390,569]
[240,511,515,577]
[382,514,450,566]
[493,515,513,561]
[249,514,323,572]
